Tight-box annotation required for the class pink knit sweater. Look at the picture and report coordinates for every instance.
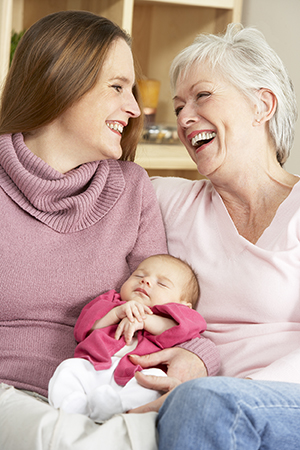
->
[0,134,220,396]
[0,133,170,396]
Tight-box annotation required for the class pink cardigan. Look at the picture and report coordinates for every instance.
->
[74,290,207,385]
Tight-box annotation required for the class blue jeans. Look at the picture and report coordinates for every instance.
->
[157,377,300,450]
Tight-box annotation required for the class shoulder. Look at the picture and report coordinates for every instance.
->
[115,160,154,190]
[80,290,124,315]
[114,160,158,200]
[151,176,211,200]
[116,160,149,180]
[151,176,213,220]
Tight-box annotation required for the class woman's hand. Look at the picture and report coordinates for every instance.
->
[127,347,207,413]
[128,371,181,413]
[130,347,207,382]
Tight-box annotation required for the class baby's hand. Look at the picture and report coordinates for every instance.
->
[115,317,144,344]
[116,300,152,323]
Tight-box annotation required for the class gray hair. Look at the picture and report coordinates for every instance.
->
[170,23,298,165]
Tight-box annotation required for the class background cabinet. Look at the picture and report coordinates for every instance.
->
[1,0,243,179]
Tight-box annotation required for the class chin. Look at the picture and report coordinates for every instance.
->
[196,155,223,178]
[106,149,123,161]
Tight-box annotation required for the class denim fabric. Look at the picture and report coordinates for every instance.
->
[157,377,300,450]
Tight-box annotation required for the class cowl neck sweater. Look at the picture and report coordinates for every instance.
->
[0,134,219,396]
[0,133,125,233]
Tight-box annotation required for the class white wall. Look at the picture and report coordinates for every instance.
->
[241,0,300,174]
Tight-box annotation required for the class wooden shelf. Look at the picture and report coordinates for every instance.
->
[135,0,236,8]
[135,143,197,170]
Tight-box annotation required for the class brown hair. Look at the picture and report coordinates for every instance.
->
[0,10,143,161]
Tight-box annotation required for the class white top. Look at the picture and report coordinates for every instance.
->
[152,176,300,383]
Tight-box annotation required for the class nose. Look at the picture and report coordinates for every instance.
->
[124,92,141,118]
[177,103,198,129]
[141,277,151,287]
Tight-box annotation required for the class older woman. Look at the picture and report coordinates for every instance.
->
[0,11,220,450]
[132,24,300,449]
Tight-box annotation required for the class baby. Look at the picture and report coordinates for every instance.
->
[48,254,206,422]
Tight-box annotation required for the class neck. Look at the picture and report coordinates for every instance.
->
[24,129,82,174]
[210,138,297,206]
[216,166,297,207]
[209,158,299,244]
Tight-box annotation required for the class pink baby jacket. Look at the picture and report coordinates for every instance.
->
[74,290,206,386]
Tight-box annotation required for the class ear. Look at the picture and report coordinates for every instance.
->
[181,301,193,309]
[254,88,277,126]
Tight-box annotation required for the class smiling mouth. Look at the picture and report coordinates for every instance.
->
[106,122,124,135]
[191,131,216,148]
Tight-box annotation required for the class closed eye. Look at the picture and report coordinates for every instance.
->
[196,92,210,100]
[157,281,172,289]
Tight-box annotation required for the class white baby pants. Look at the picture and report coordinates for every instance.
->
[48,357,166,422]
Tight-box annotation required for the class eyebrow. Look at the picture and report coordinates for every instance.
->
[109,76,136,87]
[173,80,211,101]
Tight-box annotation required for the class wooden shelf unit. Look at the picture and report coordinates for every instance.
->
[0,0,243,178]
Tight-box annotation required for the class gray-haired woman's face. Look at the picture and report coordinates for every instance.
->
[173,62,258,178]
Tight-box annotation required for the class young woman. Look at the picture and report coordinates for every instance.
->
[0,11,220,450]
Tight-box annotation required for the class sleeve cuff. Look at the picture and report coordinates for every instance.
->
[178,337,220,377]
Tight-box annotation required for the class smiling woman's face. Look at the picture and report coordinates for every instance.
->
[173,63,257,178]
[54,38,141,165]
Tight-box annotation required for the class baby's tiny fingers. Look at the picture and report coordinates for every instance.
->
[125,306,135,322]
[115,320,126,340]
[115,328,121,340]
[143,305,153,315]
[124,325,134,345]
[130,304,144,322]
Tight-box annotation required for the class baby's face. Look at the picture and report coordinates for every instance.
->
[120,256,192,308]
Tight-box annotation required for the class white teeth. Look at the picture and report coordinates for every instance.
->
[191,131,216,147]
[107,122,124,134]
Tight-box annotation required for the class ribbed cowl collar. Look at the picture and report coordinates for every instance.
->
[0,133,125,233]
